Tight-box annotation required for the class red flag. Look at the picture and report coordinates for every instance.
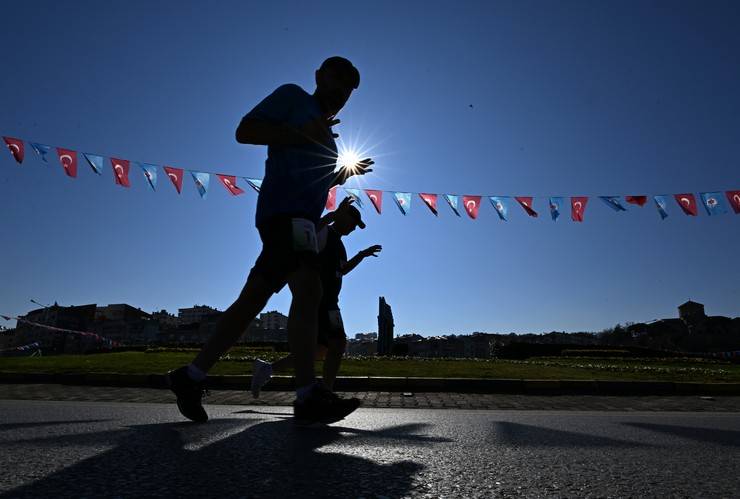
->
[110,158,130,187]
[164,166,184,194]
[3,137,24,164]
[725,191,740,214]
[463,195,481,219]
[325,186,337,211]
[571,196,588,222]
[56,148,78,178]
[419,193,438,216]
[217,174,245,195]
[625,196,647,206]
[365,189,383,214]
[515,196,538,217]
[674,193,698,216]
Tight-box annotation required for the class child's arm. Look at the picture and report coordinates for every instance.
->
[342,245,382,275]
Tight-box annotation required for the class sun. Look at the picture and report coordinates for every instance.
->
[337,147,361,172]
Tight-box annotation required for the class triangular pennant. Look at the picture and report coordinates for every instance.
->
[419,193,438,216]
[489,196,509,221]
[365,189,383,214]
[726,191,740,214]
[325,186,337,211]
[443,194,461,217]
[653,195,669,220]
[625,196,648,206]
[392,192,411,215]
[548,197,563,221]
[344,188,364,209]
[570,196,588,222]
[699,192,728,216]
[191,171,210,198]
[56,148,78,178]
[83,153,104,175]
[163,166,184,194]
[217,174,245,195]
[599,196,627,212]
[110,158,131,187]
[3,137,24,164]
[514,196,538,217]
[674,193,698,216]
[463,195,481,219]
[245,177,262,193]
[140,163,158,191]
[29,142,52,163]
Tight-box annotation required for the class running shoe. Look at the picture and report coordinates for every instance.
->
[250,359,273,398]
[293,384,361,425]
[167,366,208,423]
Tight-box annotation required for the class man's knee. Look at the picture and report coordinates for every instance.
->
[329,335,347,354]
[288,266,323,306]
[235,272,273,311]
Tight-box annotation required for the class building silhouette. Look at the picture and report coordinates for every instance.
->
[377,296,394,355]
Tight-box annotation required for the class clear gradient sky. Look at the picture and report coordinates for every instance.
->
[1,0,738,336]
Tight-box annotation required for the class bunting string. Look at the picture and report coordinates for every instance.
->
[1,314,119,347]
[4,136,739,222]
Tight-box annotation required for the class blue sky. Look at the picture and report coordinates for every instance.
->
[1,0,738,336]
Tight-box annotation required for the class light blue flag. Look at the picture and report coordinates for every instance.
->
[139,163,158,191]
[191,171,210,198]
[83,153,104,175]
[393,192,412,215]
[245,177,262,193]
[548,197,563,221]
[653,195,669,220]
[344,188,364,209]
[29,143,52,163]
[443,194,461,217]
[599,196,627,212]
[700,192,728,216]
[488,196,509,221]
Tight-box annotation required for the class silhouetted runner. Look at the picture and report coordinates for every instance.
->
[251,198,382,397]
[168,57,373,424]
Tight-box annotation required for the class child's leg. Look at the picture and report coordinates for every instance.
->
[322,335,346,392]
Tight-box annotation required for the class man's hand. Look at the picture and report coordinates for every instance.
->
[335,195,355,214]
[335,157,374,186]
[297,116,340,145]
[359,244,382,258]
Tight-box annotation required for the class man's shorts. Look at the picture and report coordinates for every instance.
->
[317,308,346,347]
[248,216,320,294]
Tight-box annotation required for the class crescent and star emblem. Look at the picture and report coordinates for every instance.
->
[8,144,20,154]
[114,164,124,178]
[680,197,691,207]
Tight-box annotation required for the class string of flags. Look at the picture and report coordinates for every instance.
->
[0,341,40,354]
[1,313,119,347]
[4,136,739,222]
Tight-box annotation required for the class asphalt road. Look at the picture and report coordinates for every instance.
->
[1,400,739,498]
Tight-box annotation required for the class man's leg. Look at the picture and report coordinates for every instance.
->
[193,273,273,372]
[286,263,322,390]
[322,335,346,392]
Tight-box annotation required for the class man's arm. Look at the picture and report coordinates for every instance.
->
[341,245,382,275]
[317,196,355,230]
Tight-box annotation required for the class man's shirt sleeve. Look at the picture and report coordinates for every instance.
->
[242,84,303,124]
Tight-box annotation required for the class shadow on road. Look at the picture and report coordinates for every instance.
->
[491,421,653,448]
[2,415,442,498]
[623,422,740,447]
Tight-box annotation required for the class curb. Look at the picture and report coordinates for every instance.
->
[1,372,739,395]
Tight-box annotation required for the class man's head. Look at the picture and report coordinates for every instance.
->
[332,204,365,236]
[315,56,360,116]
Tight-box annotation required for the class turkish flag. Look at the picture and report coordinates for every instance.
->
[515,196,538,217]
[725,191,740,214]
[625,196,647,206]
[674,193,698,216]
[463,195,482,219]
[365,189,383,214]
[164,166,184,194]
[217,174,245,195]
[110,158,130,187]
[3,137,24,164]
[419,193,438,216]
[325,186,337,210]
[571,196,589,222]
[56,148,78,178]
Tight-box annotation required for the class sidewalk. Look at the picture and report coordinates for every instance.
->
[2,383,740,411]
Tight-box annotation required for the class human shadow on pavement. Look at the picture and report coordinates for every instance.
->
[490,421,653,448]
[623,422,740,447]
[2,416,439,498]
[0,419,111,432]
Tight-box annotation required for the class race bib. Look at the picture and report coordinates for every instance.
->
[291,218,318,253]
[327,309,344,331]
